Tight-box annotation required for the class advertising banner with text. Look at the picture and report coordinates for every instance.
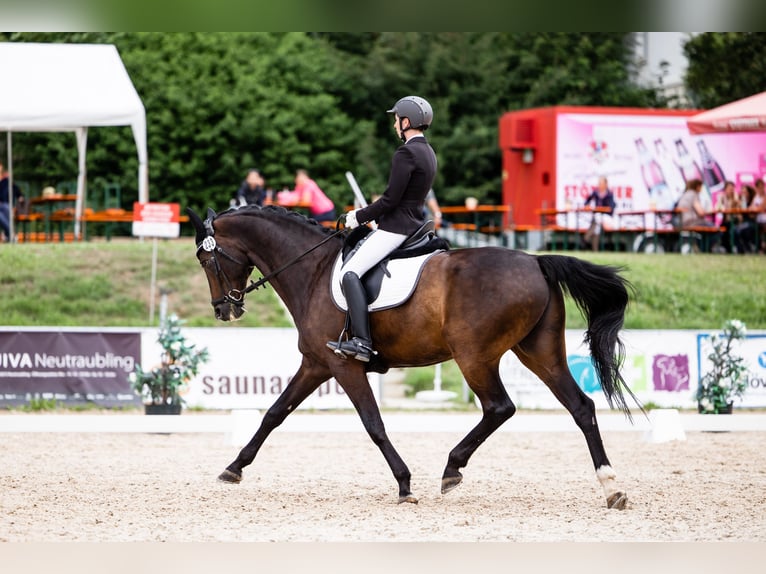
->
[556,112,766,229]
[498,329,766,410]
[1,327,763,410]
[154,328,377,410]
[0,329,142,407]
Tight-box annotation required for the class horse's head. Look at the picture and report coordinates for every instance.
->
[188,207,254,322]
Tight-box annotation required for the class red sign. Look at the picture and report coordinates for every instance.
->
[132,202,180,238]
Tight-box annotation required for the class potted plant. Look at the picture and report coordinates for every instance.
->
[130,314,209,415]
[696,319,749,414]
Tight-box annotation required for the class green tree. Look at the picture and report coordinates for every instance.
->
[684,32,766,109]
[3,33,663,214]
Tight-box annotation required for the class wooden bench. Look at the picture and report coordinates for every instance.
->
[14,212,45,242]
[679,226,725,253]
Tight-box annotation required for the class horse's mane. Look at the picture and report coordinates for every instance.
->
[218,204,336,236]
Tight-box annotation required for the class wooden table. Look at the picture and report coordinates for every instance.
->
[30,194,78,241]
[535,206,611,250]
[440,205,512,246]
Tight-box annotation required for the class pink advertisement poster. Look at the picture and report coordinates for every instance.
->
[556,112,766,225]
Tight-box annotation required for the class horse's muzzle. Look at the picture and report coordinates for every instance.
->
[213,301,245,322]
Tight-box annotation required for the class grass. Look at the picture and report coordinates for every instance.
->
[0,239,293,328]
[2,241,763,329]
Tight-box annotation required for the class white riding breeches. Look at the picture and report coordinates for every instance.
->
[340,229,408,281]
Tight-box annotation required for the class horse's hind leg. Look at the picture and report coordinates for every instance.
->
[514,329,628,510]
[441,359,515,494]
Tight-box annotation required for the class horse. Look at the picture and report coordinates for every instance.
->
[188,204,639,509]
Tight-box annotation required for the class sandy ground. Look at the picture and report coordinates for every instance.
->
[2,425,765,543]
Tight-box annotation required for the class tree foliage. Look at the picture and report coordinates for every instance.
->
[2,32,662,213]
[684,32,766,109]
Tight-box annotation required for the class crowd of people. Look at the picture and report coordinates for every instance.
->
[576,174,765,254]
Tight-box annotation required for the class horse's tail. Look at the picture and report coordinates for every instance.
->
[536,254,641,419]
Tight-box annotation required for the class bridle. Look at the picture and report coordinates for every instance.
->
[196,216,345,309]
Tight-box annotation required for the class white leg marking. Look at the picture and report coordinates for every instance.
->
[596,465,620,499]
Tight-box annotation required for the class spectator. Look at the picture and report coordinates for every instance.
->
[233,169,267,207]
[751,179,766,253]
[715,181,740,253]
[278,169,336,223]
[735,184,758,254]
[677,178,722,252]
[0,161,24,242]
[423,188,444,228]
[582,176,615,250]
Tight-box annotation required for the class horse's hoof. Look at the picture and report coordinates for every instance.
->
[441,473,463,494]
[218,469,242,484]
[607,491,628,510]
[398,494,419,504]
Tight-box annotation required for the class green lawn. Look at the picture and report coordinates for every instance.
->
[1,241,763,329]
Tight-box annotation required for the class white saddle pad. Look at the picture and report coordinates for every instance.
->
[330,250,442,312]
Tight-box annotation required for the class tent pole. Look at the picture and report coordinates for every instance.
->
[6,132,14,243]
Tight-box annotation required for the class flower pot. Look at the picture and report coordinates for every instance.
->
[697,401,733,415]
[144,403,182,415]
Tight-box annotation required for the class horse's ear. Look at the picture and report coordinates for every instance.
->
[207,207,217,221]
[186,207,207,244]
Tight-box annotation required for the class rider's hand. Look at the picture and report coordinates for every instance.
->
[345,209,360,229]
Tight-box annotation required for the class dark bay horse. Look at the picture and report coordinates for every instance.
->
[189,205,638,509]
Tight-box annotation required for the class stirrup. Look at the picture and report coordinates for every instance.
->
[342,337,375,362]
[326,338,349,358]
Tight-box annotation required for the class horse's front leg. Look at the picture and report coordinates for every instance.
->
[335,364,416,504]
[219,360,328,483]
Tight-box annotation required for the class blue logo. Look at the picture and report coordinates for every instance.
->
[568,355,601,393]
[759,352,766,369]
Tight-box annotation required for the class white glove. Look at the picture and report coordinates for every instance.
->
[345,209,360,229]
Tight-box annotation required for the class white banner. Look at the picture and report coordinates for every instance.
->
[498,329,766,410]
[139,328,379,410]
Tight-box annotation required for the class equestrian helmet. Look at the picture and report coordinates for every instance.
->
[387,96,433,130]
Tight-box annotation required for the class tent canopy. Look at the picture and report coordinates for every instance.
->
[0,42,149,237]
[687,91,766,134]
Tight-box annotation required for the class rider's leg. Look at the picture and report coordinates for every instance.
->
[327,229,406,361]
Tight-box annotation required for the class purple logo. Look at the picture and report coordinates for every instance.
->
[652,354,690,392]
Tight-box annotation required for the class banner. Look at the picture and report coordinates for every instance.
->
[165,328,378,410]
[0,330,142,407]
[498,329,766,410]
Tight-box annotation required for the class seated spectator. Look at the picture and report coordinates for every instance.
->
[582,176,615,250]
[233,168,267,207]
[677,178,722,251]
[277,169,336,223]
[715,181,740,253]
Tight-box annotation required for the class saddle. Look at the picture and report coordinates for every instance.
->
[331,221,449,310]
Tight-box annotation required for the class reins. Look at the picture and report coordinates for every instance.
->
[242,226,346,293]
[197,217,346,306]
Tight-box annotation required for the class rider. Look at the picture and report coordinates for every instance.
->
[326,95,437,362]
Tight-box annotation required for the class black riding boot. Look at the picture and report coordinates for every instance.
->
[326,271,374,362]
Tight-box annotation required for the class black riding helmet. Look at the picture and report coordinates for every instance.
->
[387,96,433,141]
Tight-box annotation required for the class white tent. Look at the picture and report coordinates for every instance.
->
[0,42,148,238]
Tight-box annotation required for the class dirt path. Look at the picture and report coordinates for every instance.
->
[2,427,765,542]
